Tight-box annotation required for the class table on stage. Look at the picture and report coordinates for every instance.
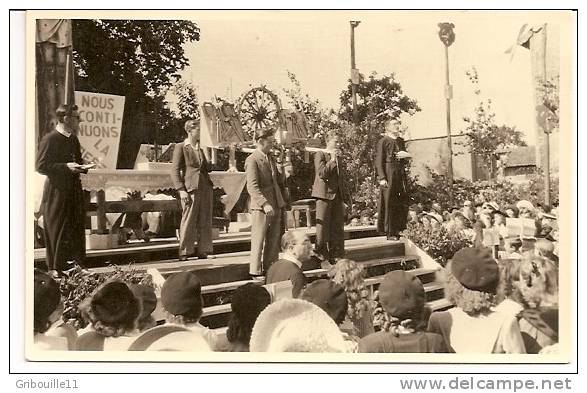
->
[80,169,247,234]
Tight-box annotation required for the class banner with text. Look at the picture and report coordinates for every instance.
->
[74,91,125,169]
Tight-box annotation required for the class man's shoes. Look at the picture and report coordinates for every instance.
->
[48,270,60,279]
[250,274,266,284]
[386,235,399,241]
[178,255,188,261]
[196,253,216,260]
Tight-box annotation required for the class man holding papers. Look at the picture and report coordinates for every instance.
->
[375,119,411,240]
[36,104,88,277]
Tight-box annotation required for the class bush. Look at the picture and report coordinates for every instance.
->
[59,264,154,330]
[408,167,559,209]
[402,222,472,267]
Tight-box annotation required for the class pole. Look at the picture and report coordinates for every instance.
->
[350,21,359,125]
[444,44,454,206]
[542,23,551,207]
[64,51,71,106]
[438,22,456,207]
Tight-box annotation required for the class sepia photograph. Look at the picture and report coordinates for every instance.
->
[21,9,575,364]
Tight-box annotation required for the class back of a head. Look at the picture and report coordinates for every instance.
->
[535,238,555,256]
[227,283,272,345]
[301,279,348,325]
[34,269,61,334]
[517,256,559,308]
[89,281,141,337]
[161,271,203,322]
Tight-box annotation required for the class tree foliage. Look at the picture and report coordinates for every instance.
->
[460,67,527,178]
[72,19,200,167]
[167,79,200,121]
[537,76,560,132]
[282,71,420,214]
[338,71,420,125]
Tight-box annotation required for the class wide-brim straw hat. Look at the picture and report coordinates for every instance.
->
[250,299,349,353]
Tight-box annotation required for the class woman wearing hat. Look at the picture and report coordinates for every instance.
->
[358,271,447,353]
[250,298,352,353]
[427,247,526,353]
[76,281,141,351]
[160,271,217,349]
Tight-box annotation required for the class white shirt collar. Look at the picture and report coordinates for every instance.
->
[184,138,199,148]
[56,123,71,138]
[281,253,302,269]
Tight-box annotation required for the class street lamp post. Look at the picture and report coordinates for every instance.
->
[438,22,456,206]
[350,21,361,125]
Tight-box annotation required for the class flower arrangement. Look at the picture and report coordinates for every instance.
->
[401,222,472,267]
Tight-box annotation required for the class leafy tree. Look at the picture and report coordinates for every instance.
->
[167,79,200,121]
[337,73,420,210]
[460,67,526,178]
[537,76,559,132]
[338,71,421,125]
[72,19,200,168]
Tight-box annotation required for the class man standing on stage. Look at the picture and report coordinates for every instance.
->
[311,131,345,264]
[245,128,287,280]
[375,119,411,240]
[36,104,87,278]
[171,120,214,261]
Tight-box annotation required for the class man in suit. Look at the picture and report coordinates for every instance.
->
[311,131,345,263]
[245,128,287,279]
[36,104,87,278]
[171,120,214,261]
[266,230,313,298]
[375,119,410,240]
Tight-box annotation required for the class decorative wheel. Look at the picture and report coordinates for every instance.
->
[238,86,281,137]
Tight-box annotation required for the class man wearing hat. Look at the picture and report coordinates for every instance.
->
[171,119,214,261]
[375,120,410,240]
[36,104,88,278]
[245,128,288,279]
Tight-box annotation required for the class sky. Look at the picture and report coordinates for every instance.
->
[180,11,565,144]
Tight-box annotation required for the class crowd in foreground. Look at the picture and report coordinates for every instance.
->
[34,216,559,354]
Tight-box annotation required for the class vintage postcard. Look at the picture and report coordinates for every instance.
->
[23,9,575,364]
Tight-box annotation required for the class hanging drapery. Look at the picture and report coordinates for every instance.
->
[35,19,74,145]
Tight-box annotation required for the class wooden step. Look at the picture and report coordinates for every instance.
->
[205,288,453,330]
[35,224,381,266]
[85,237,408,287]
[201,279,254,295]
[427,297,453,312]
[200,277,445,320]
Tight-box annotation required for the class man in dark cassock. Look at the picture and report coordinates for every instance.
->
[36,104,87,278]
[375,120,411,240]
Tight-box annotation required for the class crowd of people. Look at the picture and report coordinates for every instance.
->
[33,105,559,355]
[34,223,559,354]
[406,197,559,263]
